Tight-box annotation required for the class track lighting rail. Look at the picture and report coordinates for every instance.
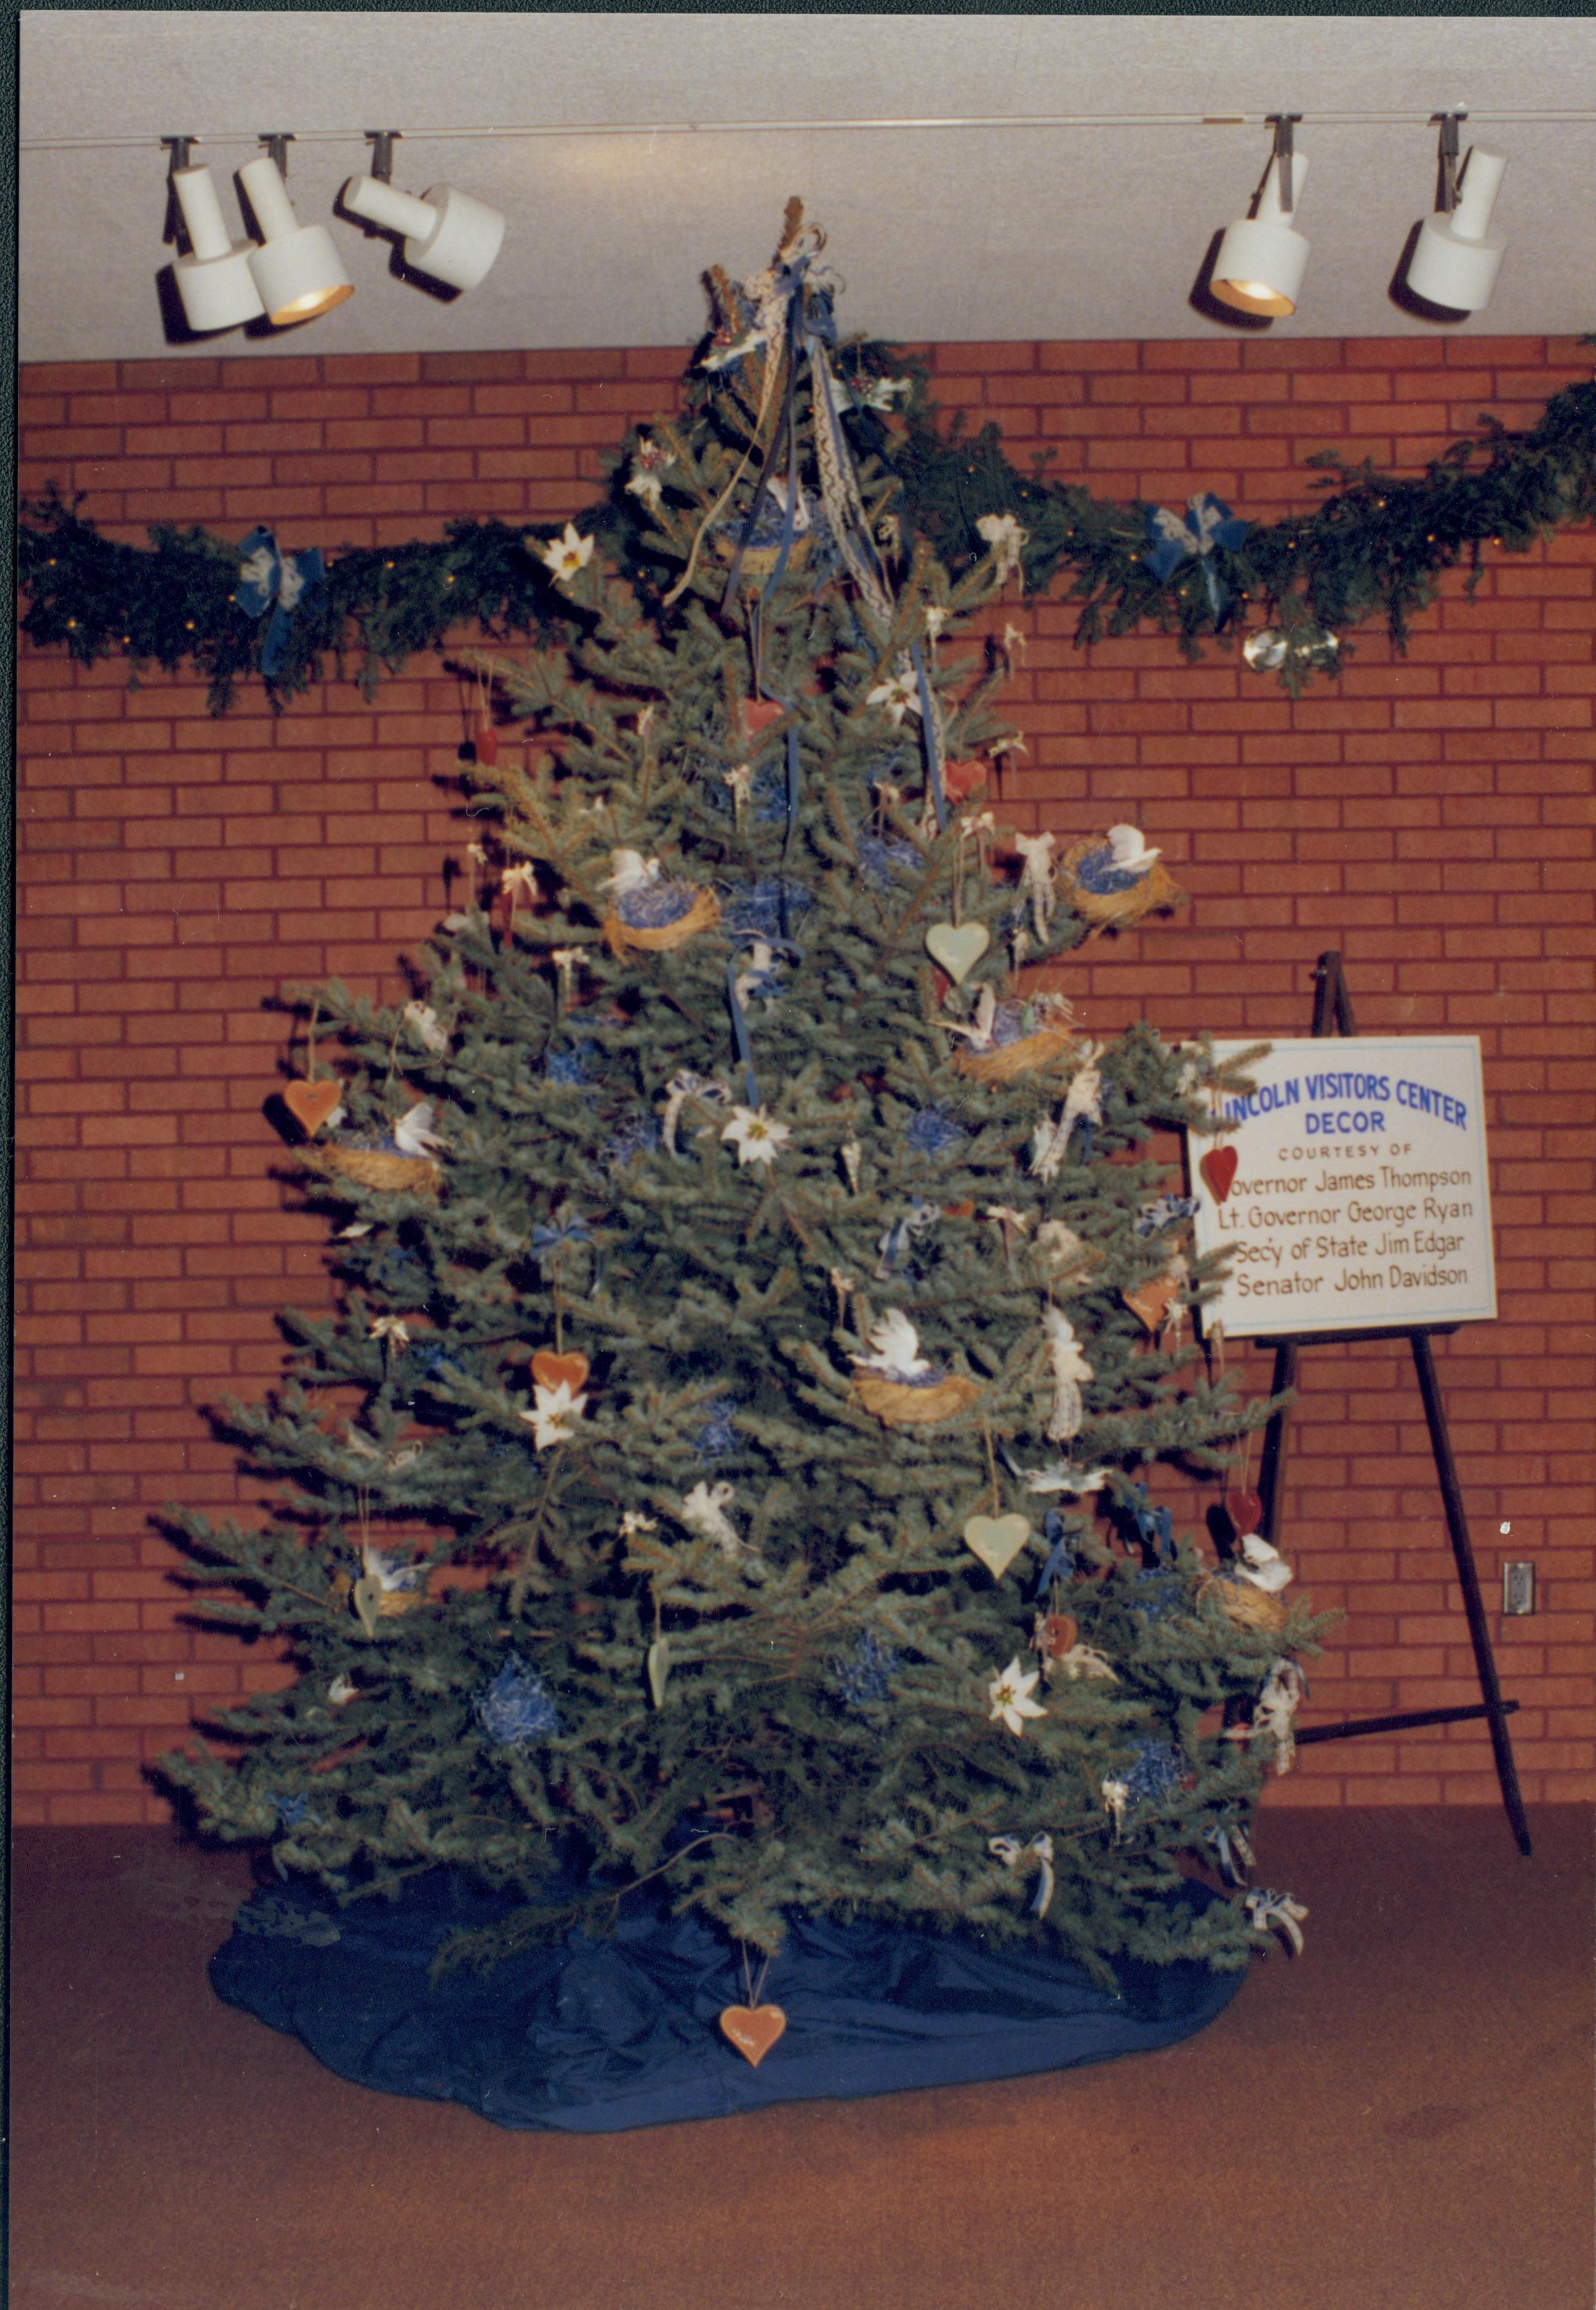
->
[21,107,1596,155]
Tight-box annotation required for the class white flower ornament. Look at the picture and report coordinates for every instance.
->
[539,524,595,585]
[721,1106,791,1170]
[988,1657,1047,1738]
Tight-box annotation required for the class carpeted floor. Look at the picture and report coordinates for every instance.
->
[10,1808,1592,2310]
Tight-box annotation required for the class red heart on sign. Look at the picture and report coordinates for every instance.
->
[1225,1487,1265,1538]
[942,758,990,802]
[739,698,785,743]
[283,1079,343,1135]
[719,2003,787,2068]
[1200,1146,1239,1204]
[531,1351,589,1395]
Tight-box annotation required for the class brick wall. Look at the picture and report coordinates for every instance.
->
[16,336,1595,1825]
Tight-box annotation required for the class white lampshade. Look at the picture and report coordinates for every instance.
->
[1212,152,1312,318]
[171,165,265,332]
[1406,148,1507,313]
[238,153,353,326]
[342,174,506,291]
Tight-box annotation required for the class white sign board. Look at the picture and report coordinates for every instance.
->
[1190,1038,1496,1339]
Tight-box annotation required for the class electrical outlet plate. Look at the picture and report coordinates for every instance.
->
[1502,1561,1535,1616]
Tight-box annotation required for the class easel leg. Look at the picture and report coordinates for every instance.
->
[1257,1340,1297,1544]
[1410,1331,1533,1857]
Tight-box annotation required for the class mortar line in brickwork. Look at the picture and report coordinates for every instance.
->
[23,108,1596,153]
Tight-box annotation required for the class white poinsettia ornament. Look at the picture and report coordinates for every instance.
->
[519,1374,589,1451]
[866,664,919,725]
[721,1106,791,1169]
[988,1656,1047,1738]
[539,524,595,584]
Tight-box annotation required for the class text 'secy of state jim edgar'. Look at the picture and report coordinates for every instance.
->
[1190,1039,1496,1340]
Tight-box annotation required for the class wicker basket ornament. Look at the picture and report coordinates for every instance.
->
[602,885,721,957]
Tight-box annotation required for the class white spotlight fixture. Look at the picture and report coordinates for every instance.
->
[1404,112,1507,314]
[238,135,354,326]
[1212,114,1311,318]
[340,129,506,293]
[164,138,266,332]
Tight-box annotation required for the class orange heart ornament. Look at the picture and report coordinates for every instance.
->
[531,1350,590,1395]
[1123,1275,1178,1335]
[719,2003,787,2068]
[283,1079,343,1135]
[739,698,785,743]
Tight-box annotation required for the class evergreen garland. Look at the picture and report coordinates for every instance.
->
[18,338,1595,713]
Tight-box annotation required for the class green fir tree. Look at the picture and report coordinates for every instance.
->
[161,205,1326,1990]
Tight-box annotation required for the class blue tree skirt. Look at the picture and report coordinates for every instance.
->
[210,1872,1245,2133]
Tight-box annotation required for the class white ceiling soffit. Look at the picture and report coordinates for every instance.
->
[19,11,1596,362]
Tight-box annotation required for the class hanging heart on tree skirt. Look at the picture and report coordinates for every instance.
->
[1199,1146,1239,1204]
[1123,1275,1178,1335]
[925,922,990,985]
[283,1079,343,1135]
[531,1350,590,1395]
[1225,1487,1265,1538]
[962,1512,1032,1580]
[719,2003,787,2068]
[473,724,499,766]
[739,697,785,742]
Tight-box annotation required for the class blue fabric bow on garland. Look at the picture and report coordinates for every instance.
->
[236,527,326,677]
[1142,492,1250,616]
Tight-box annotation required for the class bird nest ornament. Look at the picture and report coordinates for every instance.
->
[951,991,1078,1085]
[599,849,721,955]
[849,1310,981,1427]
[1200,1569,1292,1637]
[1060,825,1183,938]
[307,1147,443,1196]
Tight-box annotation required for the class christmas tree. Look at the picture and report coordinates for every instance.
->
[162,205,1324,1993]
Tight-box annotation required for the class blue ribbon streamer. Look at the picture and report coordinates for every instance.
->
[726,958,760,1110]
[909,642,947,832]
[1034,1512,1074,1598]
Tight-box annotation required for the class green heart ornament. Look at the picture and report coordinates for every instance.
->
[925,922,990,985]
[962,1512,1033,1579]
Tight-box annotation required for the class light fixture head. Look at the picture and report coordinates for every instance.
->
[341,172,507,291]
[238,149,354,326]
[1405,139,1507,313]
[169,161,266,332]
[1212,120,1311,318]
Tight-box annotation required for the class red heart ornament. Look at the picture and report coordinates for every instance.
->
[282,1078,343,1135]
[1123,1276,1177,1335]
[1225,1487,1265,1538]
[719,2003,787,2068]
[942,757,990,802]
[531,1351,589,1395]
[739,698,785,743]
[1200,1146,1239,1204]
[474,724,499,766]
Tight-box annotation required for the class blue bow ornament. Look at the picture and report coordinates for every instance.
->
[236,527,326,677]
[1142,493,1250,615]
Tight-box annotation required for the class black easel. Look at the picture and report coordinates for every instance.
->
[1253,951,1532,1856]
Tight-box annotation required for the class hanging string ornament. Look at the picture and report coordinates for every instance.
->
[1058,824,1184,938]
